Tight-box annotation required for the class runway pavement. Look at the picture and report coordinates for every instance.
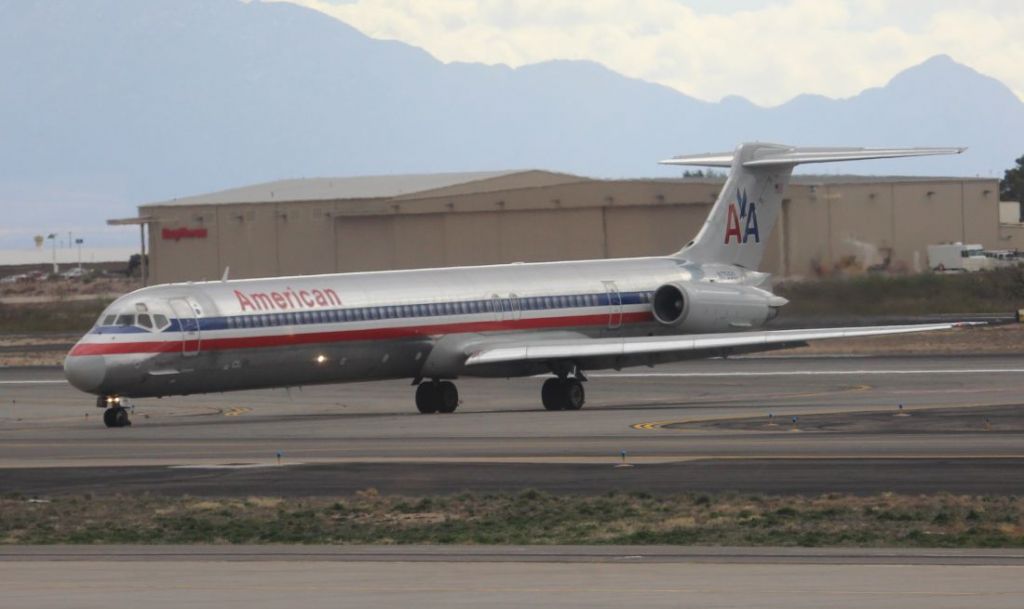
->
[2,546,1023,609]
[4,355,1024,607]
[1,355,1023,496]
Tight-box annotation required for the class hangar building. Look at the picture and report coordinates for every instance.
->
[123,170,1000,284]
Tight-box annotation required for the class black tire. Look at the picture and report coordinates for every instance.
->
[436,381,459,413]
[541,378,564,411]
[104,406,130,428]
[563,378,585,410]
[415,383,439,414]
[112,406,130,427]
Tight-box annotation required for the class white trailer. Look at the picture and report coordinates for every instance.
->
[926,243,992,272]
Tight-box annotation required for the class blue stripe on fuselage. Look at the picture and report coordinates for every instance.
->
[91,290,654,335]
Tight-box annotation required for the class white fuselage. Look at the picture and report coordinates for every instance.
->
[63,255,774,398]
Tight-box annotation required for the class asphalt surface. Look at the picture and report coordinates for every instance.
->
[2,548,1023,609]
[2,355,1024,496]
[4,355,1024,607]
[4,459,1024,497]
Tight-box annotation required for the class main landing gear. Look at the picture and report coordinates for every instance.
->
[415,380,459,414]
[97,396,131,428]
[412,373,586,414]
[541,377,585,411]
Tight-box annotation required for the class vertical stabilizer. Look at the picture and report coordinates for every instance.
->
[660,143,965,270]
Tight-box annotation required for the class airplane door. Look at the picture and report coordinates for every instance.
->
[509,293,521,321]
[603,281,622,329]
[492,294,520,323]
[169,298,201,356]
[491,294,504,322]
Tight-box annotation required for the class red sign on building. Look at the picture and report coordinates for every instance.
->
[161,227,208,241]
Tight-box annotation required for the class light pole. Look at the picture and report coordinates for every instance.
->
[46,233,57,275]
[75,238,84,272]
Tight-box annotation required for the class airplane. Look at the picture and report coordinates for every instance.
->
[65,142,967,428]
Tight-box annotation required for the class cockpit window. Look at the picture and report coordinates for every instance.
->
[137,314,153,329]
[102,315,115,326]
[115,314,134,326]
[154,314,169,329]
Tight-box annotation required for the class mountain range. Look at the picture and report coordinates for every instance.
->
[2,0,1022,247]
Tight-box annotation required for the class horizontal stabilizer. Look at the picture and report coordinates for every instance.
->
[661,145,965,168]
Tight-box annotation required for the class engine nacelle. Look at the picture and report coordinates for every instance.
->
[652,282,786,332]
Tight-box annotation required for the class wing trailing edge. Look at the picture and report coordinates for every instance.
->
[464,323,967,367]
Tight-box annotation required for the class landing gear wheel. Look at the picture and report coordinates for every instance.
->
[436,381,459,413]
[542,378,585,411]
[562,378,585,410]
[103,406,131,428]
[415,381,460,414]
[415,383,439,414]
[542,378,564,411]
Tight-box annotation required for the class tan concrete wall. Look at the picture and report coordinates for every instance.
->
[826,183,896,269]
[779,187,830,276]
[999,224,1024,249]
[144,205,219,284]
[276,202,337,277]
[604,204,708,259]
[335,215,395,272]
[214,204,280,280]
[443,212,503,266]
[143,177,1001,284]
[1001,202,1023,224]
[962,183,1000,247]
[891,182,967,273]
[336,208,608,272]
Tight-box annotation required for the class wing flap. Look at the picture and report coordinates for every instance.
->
[464,323,961,366]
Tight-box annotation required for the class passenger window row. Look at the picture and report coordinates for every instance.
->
[222,292,654,330]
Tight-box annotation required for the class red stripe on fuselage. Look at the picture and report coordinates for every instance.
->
[68,312,655,356]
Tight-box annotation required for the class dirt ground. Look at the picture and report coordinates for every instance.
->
[0,277,135,302]
[771,323,1024,357]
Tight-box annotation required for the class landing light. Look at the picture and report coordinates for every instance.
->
[315,354,327,364]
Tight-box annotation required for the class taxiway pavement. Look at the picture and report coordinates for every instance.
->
[1,355,1023,496]
[2,546,1023,609]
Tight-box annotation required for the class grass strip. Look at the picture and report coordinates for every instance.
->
[4,491,1024,547]
[776,267,1024,316]
[0,299,112,334]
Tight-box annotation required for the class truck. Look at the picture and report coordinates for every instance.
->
[926,243,993,272]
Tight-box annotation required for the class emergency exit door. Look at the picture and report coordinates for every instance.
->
[168,298,201,356]
[603,281,622,329]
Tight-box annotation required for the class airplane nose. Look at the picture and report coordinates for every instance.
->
[64,355,106,394]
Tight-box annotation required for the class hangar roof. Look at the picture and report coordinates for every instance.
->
[145,170,583,207]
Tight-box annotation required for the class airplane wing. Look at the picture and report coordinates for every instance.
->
[464,323,967,368]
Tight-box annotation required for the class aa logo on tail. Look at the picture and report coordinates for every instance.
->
[724,189,760,244]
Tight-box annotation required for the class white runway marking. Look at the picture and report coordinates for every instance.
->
[591,369,1024,378]
[0,380,67,385]
[169,463,300,470]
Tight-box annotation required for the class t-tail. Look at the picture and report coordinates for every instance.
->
[660,143,965,270]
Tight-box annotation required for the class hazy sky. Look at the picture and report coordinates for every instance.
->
[276,0,1024,106]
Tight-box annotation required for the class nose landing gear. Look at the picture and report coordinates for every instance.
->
[97,396,131,428]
